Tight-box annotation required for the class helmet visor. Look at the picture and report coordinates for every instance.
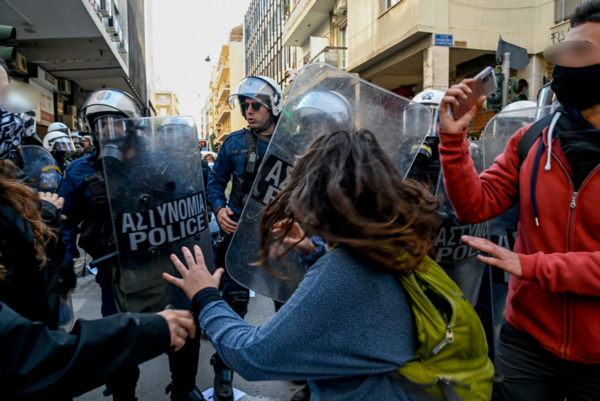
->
[228,77,275,111]
[95,117,129,142]
[51,137,76,152]
[79,89,143,130]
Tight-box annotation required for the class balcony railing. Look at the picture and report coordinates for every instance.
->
[218,82,231,102]
[555,0,585,23]
[309,47,348,70]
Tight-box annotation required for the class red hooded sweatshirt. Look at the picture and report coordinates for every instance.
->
[439,120,600,363]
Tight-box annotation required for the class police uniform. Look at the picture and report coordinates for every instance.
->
[59,151,204,400]
[206,127,270,307]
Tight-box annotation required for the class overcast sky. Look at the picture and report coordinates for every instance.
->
[151,0,250,127]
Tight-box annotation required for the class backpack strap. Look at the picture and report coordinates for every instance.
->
[388,371,463,401]
[516,114,554,168]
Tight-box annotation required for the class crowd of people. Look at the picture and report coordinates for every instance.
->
[1,1,600,400]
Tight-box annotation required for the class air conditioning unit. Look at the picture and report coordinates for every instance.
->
[97,0,112,18]
[104,17,118,33]
[9,53,28,74]
[117,40,128,53]
[111,27,122,42]
[58,80,72,95]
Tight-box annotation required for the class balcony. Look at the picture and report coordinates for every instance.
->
[215,59,230,86]
[216,102,230,125]
[309,46,348,70]
[215,122,232,144]
[217,82,231,103]
[283,0,336,47]
[0,0,133,95]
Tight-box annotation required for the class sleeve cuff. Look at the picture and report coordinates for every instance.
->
[191,287,222,316]
[518,253,538,282]
[437,128,468,146]
[297,236,328,268]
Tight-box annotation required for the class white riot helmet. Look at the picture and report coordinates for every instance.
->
[78,88,144,135]
[70,132,84,149]
[48,122,71,137]
[413,90,445,106]
[228,76,284,119]
[291,90,354,135]
[83,135,94,146]
[158,116,196,136]
[43,131,76,153]
[413,90,445,137]
[500,101,537,114]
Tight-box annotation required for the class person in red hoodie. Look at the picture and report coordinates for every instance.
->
[437,2,600,400]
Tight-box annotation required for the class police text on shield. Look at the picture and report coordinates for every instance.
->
[116,192,208,252]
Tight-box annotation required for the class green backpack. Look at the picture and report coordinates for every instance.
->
[390,256,495,401]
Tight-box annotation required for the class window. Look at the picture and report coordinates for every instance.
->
[555,0,586,23]
[381,0,401,14]
[159,96,167,105]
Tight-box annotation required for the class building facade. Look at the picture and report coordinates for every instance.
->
[155,90,180,116]
[282,0,348,74]
[244,0,294,88]
[0,0,153,135]
[209,25,246,150]
[283,0,585,102]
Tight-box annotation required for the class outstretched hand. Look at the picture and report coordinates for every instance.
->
[163,246,225,300]
[462,235,523,278]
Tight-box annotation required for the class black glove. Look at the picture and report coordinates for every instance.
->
[57,259,76,295]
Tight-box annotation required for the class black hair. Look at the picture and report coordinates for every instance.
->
[571,0,600,27]
[0,57,8,75]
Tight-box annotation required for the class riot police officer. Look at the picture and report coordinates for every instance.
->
[206,75,283,401]
[43,122,77,178]
[58,89,205,401]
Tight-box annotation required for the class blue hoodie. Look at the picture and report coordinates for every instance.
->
[194,248,418,401]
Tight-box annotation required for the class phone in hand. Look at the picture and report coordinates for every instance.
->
[449,67,497,119]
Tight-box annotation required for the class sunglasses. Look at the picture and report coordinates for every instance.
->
[242,101,263,112]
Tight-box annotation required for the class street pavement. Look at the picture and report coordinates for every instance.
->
[73,273,298,401]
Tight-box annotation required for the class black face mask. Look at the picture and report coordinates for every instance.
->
[54,150,67,165]
[551,64,600,110]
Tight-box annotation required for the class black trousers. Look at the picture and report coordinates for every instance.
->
[493,321,600,401]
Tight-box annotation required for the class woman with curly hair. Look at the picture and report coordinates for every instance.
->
[166,129,442,400]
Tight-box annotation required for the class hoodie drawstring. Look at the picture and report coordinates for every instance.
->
[545,113,562,171]
[530,112,562,226]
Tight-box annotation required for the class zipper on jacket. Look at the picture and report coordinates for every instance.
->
[551,155,600,358]
[433,325,454,355]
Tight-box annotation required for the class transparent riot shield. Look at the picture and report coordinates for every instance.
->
[101,116,214,313]
[226,63,433,302]
[482,105,555,346]
[432,139,488,306]
[20,145,58,192]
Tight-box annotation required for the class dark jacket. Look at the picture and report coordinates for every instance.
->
[0,200,64,329]
[206,128,270,215]
[0,302,170,399]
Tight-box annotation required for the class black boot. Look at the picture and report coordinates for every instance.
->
[211,353,234,401]
[165,382,205,401]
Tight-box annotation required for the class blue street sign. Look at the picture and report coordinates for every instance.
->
[435,34,453,47]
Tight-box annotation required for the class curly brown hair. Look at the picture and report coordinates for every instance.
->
[0,159,56,281]
[260,130,441,274]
